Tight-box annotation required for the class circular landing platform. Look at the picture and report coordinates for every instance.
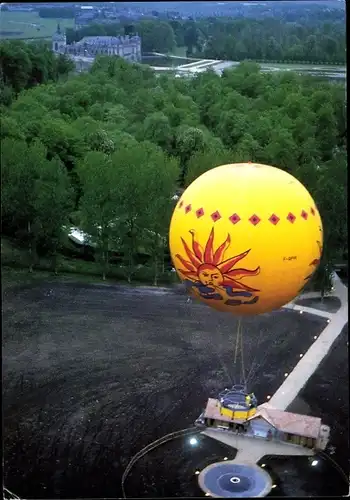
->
[198,462,272,498]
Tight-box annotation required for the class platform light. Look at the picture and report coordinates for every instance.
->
[299,354,303,357]
[311,460,319,467]
[223,457,228,461]
[284,372,288,377]
[314,336,317,340]
[266,395,271,400]
[261,464,266,468]
[205,493,211,496]
[189,437,198,446]
[299,310,303,314]
[272,485,277,489]
[195,470,200,475]
[327,319,331,323]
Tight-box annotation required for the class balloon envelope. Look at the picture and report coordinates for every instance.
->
[169,163,323,316]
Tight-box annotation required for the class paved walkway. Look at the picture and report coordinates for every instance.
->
[282,302,333,319]
[270,273,348,410]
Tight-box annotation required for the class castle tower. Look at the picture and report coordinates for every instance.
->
[52,23,66,54]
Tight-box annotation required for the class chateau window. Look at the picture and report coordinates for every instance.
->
[54,42,58,51]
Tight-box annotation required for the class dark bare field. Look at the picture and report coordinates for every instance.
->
[2,280,341,498]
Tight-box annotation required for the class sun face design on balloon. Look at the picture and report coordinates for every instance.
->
[175,228,261,307]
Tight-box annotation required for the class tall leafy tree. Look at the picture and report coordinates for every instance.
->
[2,138,73,271]
[110,141,168,282]
[143,154,180,285]
[2,138,43,270]
[33,156,74,272]
[77,151,120,280]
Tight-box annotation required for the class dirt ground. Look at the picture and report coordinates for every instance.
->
[2,280,344,498]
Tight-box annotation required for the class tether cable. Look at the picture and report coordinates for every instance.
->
[233,318,246,389]
[240,319,246,388]
[234,318,241,364]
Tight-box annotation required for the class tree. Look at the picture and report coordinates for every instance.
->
[38,116,86,169]
[169,19,185,47]
[33,156,74,272]
[0,114,25,141]
[0,39,74,98]
[1,30,346,285]
[315,151,347,260]
[263,128,298,171]
[143,154,180,285]
[1,138,73,272]
[138,20,176,53]
[215,111,249,149]
[0,41,32,94]
[142,111,173,151]
[77,151,120,280]
[38,7,75,18]
[55,53,75,78]
[110,141,171,283]
[184,20,199,54]
[185,146,233,186]
[314,103,338,161]
[174,126,206,185]
[1,138,42,270]
[106,104,129,130]
[232,133,262,163]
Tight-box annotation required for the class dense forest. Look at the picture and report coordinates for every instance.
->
[0,39,347,289]
[65,15,346,64]
[0,40,74,104]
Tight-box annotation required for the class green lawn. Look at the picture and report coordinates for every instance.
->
[259,62,345,71]
[1,236,176,287]
[167,47,345,70]
[0,11,74,39]
[171,46,187,57]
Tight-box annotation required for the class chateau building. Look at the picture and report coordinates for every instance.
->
[52,25,142,63]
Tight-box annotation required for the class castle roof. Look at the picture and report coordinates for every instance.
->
[76,35,140,46]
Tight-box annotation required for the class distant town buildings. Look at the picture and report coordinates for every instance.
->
[52,24,141,63]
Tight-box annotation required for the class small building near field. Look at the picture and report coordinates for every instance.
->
[198,398,330,451]
[247,403,330,450]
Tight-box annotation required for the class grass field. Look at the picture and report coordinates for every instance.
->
[0,11,74,40]
[171,46,187,57]
[1,236,176,287]
[259,62,345,71]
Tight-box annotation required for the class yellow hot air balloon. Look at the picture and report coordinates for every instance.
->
[169,163,323,316]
